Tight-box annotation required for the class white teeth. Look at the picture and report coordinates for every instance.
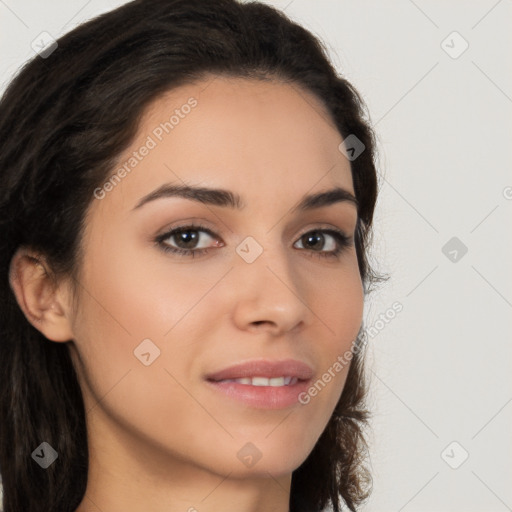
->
[222,376,298,387]
[252,377,270,386]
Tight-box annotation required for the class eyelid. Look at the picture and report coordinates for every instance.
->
[154,218,218,237]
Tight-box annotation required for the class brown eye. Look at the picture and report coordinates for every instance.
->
[156,224,220,257]
[156,224,351,260]
[294,229,351,259]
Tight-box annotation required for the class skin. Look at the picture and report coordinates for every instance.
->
[10,76,363,512]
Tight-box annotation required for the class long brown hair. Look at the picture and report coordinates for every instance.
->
[0,1,383,510]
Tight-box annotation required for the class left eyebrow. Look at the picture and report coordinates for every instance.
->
[292,186,358,213]
[131,183,358,212]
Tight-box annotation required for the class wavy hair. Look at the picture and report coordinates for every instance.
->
[0,1,383,510]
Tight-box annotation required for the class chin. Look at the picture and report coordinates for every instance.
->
[209,437,315,479]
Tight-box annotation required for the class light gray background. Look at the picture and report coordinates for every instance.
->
[1,1,511,511]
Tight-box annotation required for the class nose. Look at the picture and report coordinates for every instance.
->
[230,241,316,336]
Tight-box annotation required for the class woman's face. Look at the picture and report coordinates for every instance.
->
[67,76,363,481]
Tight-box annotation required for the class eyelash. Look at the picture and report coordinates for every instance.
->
[155,223,353,260]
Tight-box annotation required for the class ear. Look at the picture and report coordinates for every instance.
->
[8,247,75,342]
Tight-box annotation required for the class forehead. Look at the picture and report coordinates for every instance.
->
[89,75,354,219]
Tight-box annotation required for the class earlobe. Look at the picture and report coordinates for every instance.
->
[8,248,74,342]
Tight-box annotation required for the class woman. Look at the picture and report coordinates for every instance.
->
[0,0,382,510]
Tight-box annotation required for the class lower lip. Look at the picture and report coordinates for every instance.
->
[205,379,311,409]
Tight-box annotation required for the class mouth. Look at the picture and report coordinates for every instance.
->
[204,359,313,409]
[205,376,311,409]
[212,376,300,386]
[205,358,313,382]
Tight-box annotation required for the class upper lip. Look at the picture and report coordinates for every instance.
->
[206,359,314,381]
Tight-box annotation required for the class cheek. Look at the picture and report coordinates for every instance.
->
[69,238,222,423]
[319,259,364,343]
[309,261,364,399]
[77,235,200,341]
[67,244,169,408]
[68,271,200,450]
